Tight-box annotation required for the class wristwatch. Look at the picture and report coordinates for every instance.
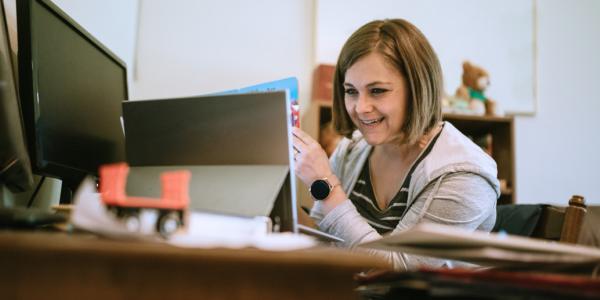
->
[309,176,339,201]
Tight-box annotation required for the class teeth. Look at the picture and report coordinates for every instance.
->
[361,118,382,125]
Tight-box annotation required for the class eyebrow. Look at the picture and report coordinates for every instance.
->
[343,81,393,87]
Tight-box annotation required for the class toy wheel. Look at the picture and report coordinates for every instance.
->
[157,211,181,238]
[106,205,120,217]
[124,214,141,232]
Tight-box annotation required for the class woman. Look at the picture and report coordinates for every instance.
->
[292,19,499,270]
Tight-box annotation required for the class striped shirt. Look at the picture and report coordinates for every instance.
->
[349,130,442,234]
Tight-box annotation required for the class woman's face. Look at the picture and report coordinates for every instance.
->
[343,52,408,146]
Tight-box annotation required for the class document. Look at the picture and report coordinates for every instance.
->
[359,223,600,266]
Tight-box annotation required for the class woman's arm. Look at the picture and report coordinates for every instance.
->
[293,127,348,215]
[316,172,497,270]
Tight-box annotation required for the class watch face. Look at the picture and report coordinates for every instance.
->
[310,179,330,200]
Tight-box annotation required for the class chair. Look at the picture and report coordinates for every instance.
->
[493,195,587,244]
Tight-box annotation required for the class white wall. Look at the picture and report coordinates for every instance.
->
[515,0,600,205]
[131,0,315,114]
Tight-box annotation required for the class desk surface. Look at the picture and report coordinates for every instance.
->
[0,230,390,300]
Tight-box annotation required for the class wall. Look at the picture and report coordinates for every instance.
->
[131,0,315,114]
[515,0,600,205]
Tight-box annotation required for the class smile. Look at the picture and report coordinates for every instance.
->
[359,117,384,126]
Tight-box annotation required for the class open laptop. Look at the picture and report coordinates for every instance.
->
[122,91,342,242]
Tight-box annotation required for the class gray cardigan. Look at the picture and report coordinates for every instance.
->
[310,122,500,270]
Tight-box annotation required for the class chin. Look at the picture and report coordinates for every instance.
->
[361,133,386,146]
[361,130,403,146]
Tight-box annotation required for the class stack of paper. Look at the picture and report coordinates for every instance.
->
[360,223,600,266]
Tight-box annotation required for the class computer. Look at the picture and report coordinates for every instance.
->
[0,0,64,227]
[0,1,33,193]
[17,0,128,203]
[122,92,342,241]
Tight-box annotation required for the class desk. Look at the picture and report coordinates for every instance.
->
[0,230,390,299]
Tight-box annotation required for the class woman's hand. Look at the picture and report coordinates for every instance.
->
[292,127,333,186]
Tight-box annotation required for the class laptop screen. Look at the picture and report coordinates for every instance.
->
[122,91,299,232]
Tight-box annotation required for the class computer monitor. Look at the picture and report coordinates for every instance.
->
[0,1,33,192]
[16,0,128,202]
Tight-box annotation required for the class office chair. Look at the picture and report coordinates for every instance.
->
[493,195,587,244]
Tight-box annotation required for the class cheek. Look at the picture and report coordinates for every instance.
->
[344,100,354,116]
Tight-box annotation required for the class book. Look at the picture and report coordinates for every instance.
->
[312,64,335,101]
[214,77,300,127]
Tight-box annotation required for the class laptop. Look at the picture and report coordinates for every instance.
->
[122,91,342,242]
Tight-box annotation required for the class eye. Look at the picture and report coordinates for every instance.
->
[344,88,358,96]
[370,88,388,95]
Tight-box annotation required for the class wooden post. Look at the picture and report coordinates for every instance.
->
[560,195,587,244]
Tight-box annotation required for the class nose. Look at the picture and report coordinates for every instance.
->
[355,94,373,114]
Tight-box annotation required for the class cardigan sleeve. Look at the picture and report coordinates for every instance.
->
[316,172,497,271]
[309,137,348,223]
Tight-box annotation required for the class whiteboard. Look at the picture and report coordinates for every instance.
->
[316,0,536,115]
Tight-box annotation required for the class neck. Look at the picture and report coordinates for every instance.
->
[374,140,417,160]
[373,124,442,161]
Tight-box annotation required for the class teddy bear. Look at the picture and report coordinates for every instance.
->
[455,61,496,116]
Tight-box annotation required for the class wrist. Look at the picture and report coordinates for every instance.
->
[320,185,346,215]
[309,174,341,201]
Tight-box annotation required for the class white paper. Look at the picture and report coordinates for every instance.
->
[70,177,316,251]
[360,223,600,265]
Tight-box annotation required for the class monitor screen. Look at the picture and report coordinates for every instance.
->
[17,0,128,195]
[0,1,33,192]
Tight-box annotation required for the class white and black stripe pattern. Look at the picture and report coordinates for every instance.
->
[349,128,443,234]
[349,162,410,234]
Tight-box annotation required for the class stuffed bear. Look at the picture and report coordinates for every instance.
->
[455,61,496,116]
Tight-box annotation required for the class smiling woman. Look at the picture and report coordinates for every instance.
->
[292,19,500,271]
[333,19,443,147]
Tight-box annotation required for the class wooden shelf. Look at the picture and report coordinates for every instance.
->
[443,113,515,204]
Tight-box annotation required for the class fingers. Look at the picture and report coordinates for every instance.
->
[292,145,301,154]
[292,127,326,163]
[293,135,308,154]
[292,127,316,146]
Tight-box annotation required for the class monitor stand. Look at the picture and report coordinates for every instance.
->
[58,174,89,204]
[0,206,65,228]
[59,184,73,204]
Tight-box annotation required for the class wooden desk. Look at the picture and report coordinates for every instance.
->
[0,230,390,299]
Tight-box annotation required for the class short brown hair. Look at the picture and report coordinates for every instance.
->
[332,19,443,145]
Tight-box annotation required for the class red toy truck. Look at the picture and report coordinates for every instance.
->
[99,163,190,237]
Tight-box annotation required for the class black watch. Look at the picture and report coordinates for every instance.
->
[309,177,338,201]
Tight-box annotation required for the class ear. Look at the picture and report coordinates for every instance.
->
[462,61,472,71]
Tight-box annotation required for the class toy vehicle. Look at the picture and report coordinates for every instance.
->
[99,163,190,238]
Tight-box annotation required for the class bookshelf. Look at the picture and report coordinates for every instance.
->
[443,114,515,204]
[302,103,516,205]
